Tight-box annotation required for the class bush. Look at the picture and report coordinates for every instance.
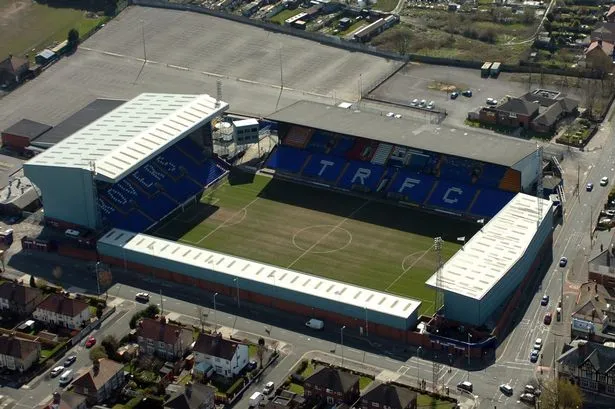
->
[295,360,308,374]
[225,377,245,397]
[291,373,304,384]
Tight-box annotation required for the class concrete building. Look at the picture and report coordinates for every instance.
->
[71,358,125,405]
[426,193,554,327]
[0,335,41,372]
[136,317,193,360]
[32,294,90,329]
[193,332,248,378]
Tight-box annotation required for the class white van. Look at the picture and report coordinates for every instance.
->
[249,392,264,407]
[305,318,324,330]
[59,369,73,386]
[64,229,80,238]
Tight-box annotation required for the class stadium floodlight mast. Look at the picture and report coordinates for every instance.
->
[213,292,219,333]
[340,325,346,368]
[433,236,444,393]
[233,278,240,309]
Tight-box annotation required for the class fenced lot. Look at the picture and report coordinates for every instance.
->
[152,171,476,315]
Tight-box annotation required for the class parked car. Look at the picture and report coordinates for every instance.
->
[247,360,258,371]
[462,90,472,97]
[544,312,552,325]
[135,292,149,302]
[601,177,609,186]
[85,336,96,348]
[419,99,427,107]
[524,384,539,395]
[427,101,435,109]
[529,350,539,363]
[541,295,549,306]
[559,257,568,267]
[457,381,473,393]
[520,393,536,404]
[451,91,459,99]
[59,370,73,386]
[64,355,77,367]
[411,98,419,106]
[534,338,543,350]
[249,392,264,407]
[386,112,395,118]
[50,366,64,378]
[263,381,275,395]
[499,384,513,395]
[486,98,498,105]
[586,183,594,191]
[394,114,402,119]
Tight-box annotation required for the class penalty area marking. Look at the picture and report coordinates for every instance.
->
[386,249,431,291]
[291,225,353,255]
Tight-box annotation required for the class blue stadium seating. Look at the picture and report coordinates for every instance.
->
[177,138,208,163]
[329,136,355,157]
[266,146,310,174]
[387,170,436,204]
[155,151,185,180]
[479,163,507,188]
[426,180,478,213]
[139,193,176,220]
[469,189,515,218]
[406,152,432,171]
[302,153,345,182]
[337,161,385,191]
[116,210,154,232]
[306,131,334,153]
[130,167,161,196]
[191,160,226,186]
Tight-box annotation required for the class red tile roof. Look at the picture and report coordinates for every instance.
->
[136,317,190,345]
[0,335,40,359]
[36,294,89,317]
[71,358,124,392]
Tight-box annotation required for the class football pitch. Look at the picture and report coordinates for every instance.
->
[153,171,477,315]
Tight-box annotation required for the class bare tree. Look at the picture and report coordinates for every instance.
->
[195,305,205,332]
[52,266,63,286]
[540,378,583,409]
[256,337,266,369]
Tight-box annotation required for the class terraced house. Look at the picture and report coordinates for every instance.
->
[558,340,615,396]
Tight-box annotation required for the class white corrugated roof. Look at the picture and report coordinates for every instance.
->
[425,193,552,301]
[26,93,228,182]
[99,229,421,319]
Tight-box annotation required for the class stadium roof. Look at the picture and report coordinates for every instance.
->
[425,193,551,301]
[99,229,422,320]
[266,101,537,167]
[26,93,228,182]
[30,99,125,149]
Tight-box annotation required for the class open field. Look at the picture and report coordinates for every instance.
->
[0,6,401,130]
[0,0,105,59]
[152,172,476,315]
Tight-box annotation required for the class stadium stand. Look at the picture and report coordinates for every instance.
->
[371,143,393,166]
[480,164,507,188]
[426,180,478,213]
[406,151,433,171]
[302,153,346,181]
[468,188,515,218]
[306,131,335,153]
[265,146,310,174]
[329,135,355,156]
[387,170,436,204]
[347,139,378,161]
[337,160,386,192]
[284,126,313,149]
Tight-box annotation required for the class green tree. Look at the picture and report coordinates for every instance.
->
[101,335,119,359]
[144,304,160,318]
[540,378,583,409]
[257,337,266,369]
[89,345,108,362]
[29,275,36,288]
[67,28,79,50]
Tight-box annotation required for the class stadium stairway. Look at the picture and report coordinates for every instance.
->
[371,143,393,166]
[423,180,440,205]
[284,126,313,149]
[466,189,482,214]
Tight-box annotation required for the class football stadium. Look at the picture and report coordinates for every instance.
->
[23,93,554,345]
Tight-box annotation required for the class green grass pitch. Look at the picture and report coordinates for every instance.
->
[152,171,476,315]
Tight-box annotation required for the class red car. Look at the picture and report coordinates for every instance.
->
[544,312,552,325]
[85,336,96,348]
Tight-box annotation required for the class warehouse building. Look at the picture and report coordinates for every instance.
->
[426,193,553,327]
[98,228,421,338]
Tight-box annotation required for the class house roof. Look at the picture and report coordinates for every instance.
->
[164,383,215,409]
[361,383,417,409]
[136,317,192,345]
[2,119,51,140]
[193,332,243,361]
[71,358,124,391]
[585,40,615,57]
[0,282,42,307]
[0,335,39,359]
[36,294,89,317]
[608,4,615,18]
[0,55,28,75]
[592,23,615,41]
[496,98,539,116]
[304,366,359,393]
[39,391,87,409]
[558,341,615,374]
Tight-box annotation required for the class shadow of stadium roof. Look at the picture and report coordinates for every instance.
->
[266,100,538,167]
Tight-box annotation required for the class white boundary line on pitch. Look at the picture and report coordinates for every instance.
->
[196,197,260,245]
[385,245,434,291]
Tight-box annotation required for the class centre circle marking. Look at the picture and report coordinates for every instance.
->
[292,225,353,254]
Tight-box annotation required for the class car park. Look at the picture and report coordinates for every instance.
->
[499,384,513,395]
[50,366,64,377]
[544,312,552,325]
[135,292,150,302]
[601,177,609,186]
[63,355,77,367]
[462,90,472,97]
[541,295,549,306]
[530,350,539,362]
[559,257,567,267]
[451,91,459,99]
[534,338,543,350]
[263,381,275,395]
[587,183,594,191]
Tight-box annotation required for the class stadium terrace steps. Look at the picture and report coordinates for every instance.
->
[371,143,393,165]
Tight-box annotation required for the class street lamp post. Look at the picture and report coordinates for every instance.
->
[364,307,369,337]
[233,278,240,308]
[417,347,422,387]
[95,262,101,296]
[341,326,346,368]
[467,333,472,381]
[213,292,219,332]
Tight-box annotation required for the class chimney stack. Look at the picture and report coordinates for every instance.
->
[185,381,193,398]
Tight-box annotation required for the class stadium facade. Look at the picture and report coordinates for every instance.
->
[22,93,555,345]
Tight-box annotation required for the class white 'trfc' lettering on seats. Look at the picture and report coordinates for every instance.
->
[115,181,138,198]
[397,178,421,193]
[352,168,371,185]
[443,187,463,204]
[106,189,127,206]
[318,160,334,176]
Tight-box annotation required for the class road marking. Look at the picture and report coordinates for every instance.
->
[102,51,124,58]
[397,365,410,375]
[167,64,189,71]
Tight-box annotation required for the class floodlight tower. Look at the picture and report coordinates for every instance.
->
[536,145,544,229]
[432,236,444,392]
